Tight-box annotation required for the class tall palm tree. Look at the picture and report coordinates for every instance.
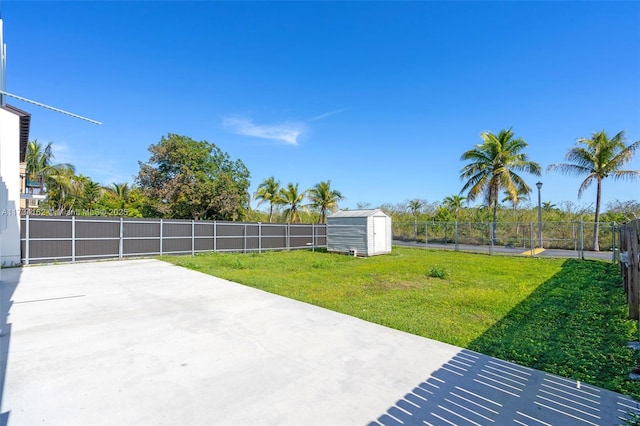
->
[308,180,344,223]
[442,195,467,220]
[460,128,541,244]
[26,140,77,209]
[407,199,424,239]
[547,130,640,251]
[253,176,283,223]
[280,183,309,224]
[25,140,52,185]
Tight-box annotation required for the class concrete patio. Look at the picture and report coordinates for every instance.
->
[1,259,638,425]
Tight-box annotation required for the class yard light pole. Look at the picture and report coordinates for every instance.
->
[536,181,543,248]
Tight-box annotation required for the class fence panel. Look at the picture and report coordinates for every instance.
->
[393,220,619,256]
[620,220,640,320]
[20,216,328,264]
[122,219,161,257]
[261,224,287,250]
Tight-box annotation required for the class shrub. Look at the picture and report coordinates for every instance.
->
[429,265,449,279]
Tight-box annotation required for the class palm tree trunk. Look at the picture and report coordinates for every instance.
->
[593,179,602,251]
[492,202,498,245]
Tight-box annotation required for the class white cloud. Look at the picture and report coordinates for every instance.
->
[49,141,74,165]
[223,117,305,146]
[311,108,347,121]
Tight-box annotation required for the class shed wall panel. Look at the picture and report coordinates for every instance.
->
[327,210,391,256]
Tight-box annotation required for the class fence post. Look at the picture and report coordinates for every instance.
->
[259,222,262,254]
[612,222,617,263]
[489,222,494,255]
[425,222,428,248]
[311,223,315,252]
[530,222,535,256]
[454,221,459,252]
[580,220,585,260]
[119,217,124,260]
[24,215,29,265]
[213,221,217,252]
[159,219,163,256]
[243,223,247,254]
[287,223,290,250]
[192,220,195,256]
[71,216,76,263]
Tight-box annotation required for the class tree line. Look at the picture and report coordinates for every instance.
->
[252,178,344,224]
[24,134,345,223]
[25,129,639,249]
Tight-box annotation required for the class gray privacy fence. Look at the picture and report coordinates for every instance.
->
[20,216,327,265]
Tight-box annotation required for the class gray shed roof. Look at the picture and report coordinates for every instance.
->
[327,209,389,218]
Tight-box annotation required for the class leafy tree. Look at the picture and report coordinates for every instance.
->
[254,176,283,223]
[433,205,455,222]
[136,134,250,220]
[79,178,102,210]
[547,130,640,250]
[460,128,541,243]
[280,183,308,224]
[308,180,344,223]
[605,200,640,222]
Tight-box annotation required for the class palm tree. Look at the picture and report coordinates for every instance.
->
[110,182,130,208]
[253,176,283,223]
[308,180,344,223]
[407,199,424,239]
[547,130,640,251]
[26,140,77,209]
[44,166,81,211]
[501,187,530,211]
[25,140,52,185]
[460,128,541,244]
[442,195,467,220]
[280,183,309,224]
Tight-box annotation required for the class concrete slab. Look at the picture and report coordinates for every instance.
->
[1,259,639,425]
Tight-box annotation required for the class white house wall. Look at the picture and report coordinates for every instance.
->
[0,107,21,265]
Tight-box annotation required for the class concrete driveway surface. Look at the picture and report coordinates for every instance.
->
[1,259,639,425]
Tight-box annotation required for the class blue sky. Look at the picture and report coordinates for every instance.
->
[2,1,639,211]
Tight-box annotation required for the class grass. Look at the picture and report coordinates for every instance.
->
[162,246,640,399]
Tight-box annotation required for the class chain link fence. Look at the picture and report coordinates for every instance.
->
[393,221,620,255]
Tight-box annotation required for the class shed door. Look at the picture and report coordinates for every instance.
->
[373,216,386,253]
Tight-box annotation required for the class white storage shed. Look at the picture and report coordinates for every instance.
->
[327,209,392,257]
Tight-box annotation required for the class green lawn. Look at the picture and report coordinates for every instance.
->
[162,246,640,399]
